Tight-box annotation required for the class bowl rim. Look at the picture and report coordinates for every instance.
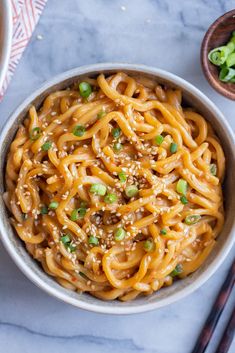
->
[0,63,234,314]
[200,9,235,100]
[0,0,12,91]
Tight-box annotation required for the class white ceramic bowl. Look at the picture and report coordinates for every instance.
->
[0,63,234,314]
[0,0,12,90]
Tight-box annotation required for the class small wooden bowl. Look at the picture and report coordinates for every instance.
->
[201,9,235,100]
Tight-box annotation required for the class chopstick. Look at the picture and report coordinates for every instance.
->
[191,258,235,353]
[215,305,235,353]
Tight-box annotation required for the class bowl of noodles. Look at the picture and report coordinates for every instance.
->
[0,63,234,314]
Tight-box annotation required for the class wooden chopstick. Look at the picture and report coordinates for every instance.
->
[191,258,235,353]
[215,305,235,353]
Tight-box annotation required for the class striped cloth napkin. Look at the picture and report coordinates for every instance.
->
[0,0,48,100]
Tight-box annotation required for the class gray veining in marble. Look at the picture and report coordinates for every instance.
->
[0,1,234,352]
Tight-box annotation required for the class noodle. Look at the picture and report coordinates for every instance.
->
[4,72,225,301]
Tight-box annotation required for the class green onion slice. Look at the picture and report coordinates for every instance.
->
[155,135,164,146]
[73,125,86,137]
[70,208,86,221]
[227,41,235,53]
[112,127,121,139]
[79,82,92,98]
[88,235,99,245]
[226,52,235,67]
[70,209,79,221]
[160,228,167,235]
[114,228,126,241]
[67,244,77,252]
[143,239,154,252]
[30,127,41,141]
[90,183,107,196]
[49,201,59,210]
[60,234,76,252]
[170,142,178,154]
[210,163,217,176]
[61,234,71,244]
[125,185,138,198]
[104,193,117,204]
[185,214,201,225]
[118,171,127,183]
[170,264,183,277]
[42,141,52,151]
[78,208,86,218]
[208,46,230,66]
[176,179,188,196]
[180,196,188,205]
[113,142,123,152]
[219,67,235,82]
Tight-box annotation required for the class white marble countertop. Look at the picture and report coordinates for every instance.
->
[0,1,234,352]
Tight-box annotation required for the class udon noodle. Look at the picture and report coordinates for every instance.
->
[4,72,225,301]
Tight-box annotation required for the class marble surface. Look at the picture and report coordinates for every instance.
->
[0,0,234,352]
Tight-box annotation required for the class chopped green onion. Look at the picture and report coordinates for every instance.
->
[185,214,201,225]
[104,193,117,204]
[113,142,123,152]
[97,110,106,119]
[125,185,138,198]
[88,235,99,245]
[180,196,188,205]
[22,213,28,220]
[227,41,235,53]
[40,206,48,215]
[112,127,121,139]
[67,243,77,252]
[155,134,164,146]
[71,209,79,221]
[170,264,183,277]
[210,163,217,176]
[170,142,178,154]
[61,234,76,252]
[118,171,127,183]
[73,125,86,137]
[143,239,154,252]
[160,228,167,235]
[78,208,86,218]
[208,46,230,66]
[70,208,86,221]
[79,82,92,98]
[176,179,188,196]
[114,228,126,241]
[219,67,235,82]
[49,201,59,210]
[42,141,52,151]
[30,127,41,141]
[90,183,107,196]
[61,234,71,244]
[226,52,235,67]
[209,32,235,83]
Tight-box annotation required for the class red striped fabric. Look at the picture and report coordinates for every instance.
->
[0,0,48,100]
